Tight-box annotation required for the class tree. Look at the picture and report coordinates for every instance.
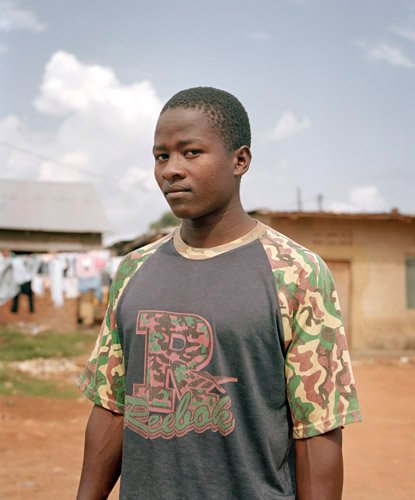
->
[149,211,180,230]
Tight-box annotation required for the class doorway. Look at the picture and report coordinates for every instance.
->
[326,261,352,348]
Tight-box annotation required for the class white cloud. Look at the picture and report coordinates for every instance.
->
[358,40,414,68]
[38,152,88,183]
[119,166,157,193]
[0,51,167,240]
[269,111,311,141]
[249,32,271,41]
[0,42,7,54]
[34,51,160,121]
[329,185,386,213]
[0,1,45,33]
[391,25,415,43]
[0,115,51,178]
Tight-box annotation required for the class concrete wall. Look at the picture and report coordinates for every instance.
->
[256,214,415,350]
[0,229,102,252]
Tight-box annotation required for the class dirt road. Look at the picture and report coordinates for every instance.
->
[1,359,414,499]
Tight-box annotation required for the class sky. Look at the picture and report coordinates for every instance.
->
[1,0,414,242]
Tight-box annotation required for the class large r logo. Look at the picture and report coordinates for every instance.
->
[135,310,214,412]
[125,310,237,439]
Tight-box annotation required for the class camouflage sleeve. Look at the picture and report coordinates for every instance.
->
[283,251,361,439]
[79,253,140,414]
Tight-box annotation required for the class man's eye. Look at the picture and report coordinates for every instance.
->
[184,150,201,158]
[155,153,168,161]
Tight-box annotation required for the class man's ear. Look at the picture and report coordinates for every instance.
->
[233,146,252,178]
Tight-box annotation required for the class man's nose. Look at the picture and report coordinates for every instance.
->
[161,155,186,181]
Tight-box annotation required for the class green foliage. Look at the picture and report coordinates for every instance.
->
[0,367,79,398]
[149,211,180,230]
[0,326,97,398]
[0,327,96,362]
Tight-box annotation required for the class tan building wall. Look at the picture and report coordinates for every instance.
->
[253,212,415,351]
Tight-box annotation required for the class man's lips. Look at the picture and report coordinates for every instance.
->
[163,186,191,197]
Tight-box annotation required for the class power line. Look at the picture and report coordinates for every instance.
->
[0,139,120,183]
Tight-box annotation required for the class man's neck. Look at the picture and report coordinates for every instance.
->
[180,207,256,248]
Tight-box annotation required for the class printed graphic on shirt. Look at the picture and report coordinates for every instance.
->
[124,310,238,440]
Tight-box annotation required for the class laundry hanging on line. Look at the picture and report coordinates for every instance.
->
[0,250,118,310]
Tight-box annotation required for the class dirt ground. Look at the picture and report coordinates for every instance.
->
[1,357,414,500]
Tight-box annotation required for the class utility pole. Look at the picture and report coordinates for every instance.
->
[317,193,323,211]
[296,187,303,212]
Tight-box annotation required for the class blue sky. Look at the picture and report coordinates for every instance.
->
[1,0,414,241]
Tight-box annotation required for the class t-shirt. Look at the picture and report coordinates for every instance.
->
[80,221,361,500]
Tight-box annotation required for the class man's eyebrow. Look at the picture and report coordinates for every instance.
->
[178,139,201,146]
[153,138,203,152]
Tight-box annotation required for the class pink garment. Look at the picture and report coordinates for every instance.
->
[76,254,99,279]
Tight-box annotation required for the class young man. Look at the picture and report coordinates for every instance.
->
[77,87,361,499]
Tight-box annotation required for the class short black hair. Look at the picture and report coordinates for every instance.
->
[161,87,251,151]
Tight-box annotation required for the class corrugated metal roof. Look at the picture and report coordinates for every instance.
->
[249,209,415,223]
[0,180,110,232]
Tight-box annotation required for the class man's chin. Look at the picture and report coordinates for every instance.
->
[169,204,213,222]
[171,210,191,220]
[168,205,193,220]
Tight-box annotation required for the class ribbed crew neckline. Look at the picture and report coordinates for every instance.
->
[172,220,266,260]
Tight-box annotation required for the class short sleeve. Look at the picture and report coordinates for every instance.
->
[284,255,361,439]
[79,234,173,412]
[79,254,138,414]
[79,307,125,414]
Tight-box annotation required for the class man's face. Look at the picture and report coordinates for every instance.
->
[153,107,239,221]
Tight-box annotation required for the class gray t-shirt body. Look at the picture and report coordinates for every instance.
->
[80,222,361,499]
[116,237,295,499]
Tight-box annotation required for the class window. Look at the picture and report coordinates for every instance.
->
[406,258,415,309]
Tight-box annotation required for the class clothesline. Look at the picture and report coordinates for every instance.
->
[0,250,122,312]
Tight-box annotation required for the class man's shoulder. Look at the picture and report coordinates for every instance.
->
[111,232,173,304]
[258,222,324,274]
[121,232,172,269]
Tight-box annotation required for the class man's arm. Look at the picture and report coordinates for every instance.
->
[77,404,124,500]
[295,427,343,500]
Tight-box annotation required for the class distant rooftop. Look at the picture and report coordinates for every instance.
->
[249,208,415,223]
[0,179,110,233]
